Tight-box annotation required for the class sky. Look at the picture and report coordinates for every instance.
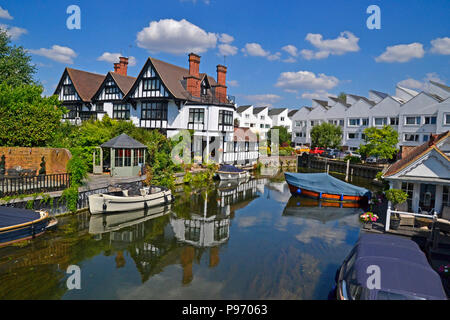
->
[1,0,449,109]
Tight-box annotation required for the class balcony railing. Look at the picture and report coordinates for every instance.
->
[187,93,235,106]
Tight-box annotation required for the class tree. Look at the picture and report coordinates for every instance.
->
[359,125,398,160]
[267,125,291,145]
[310,122,342,148]
[0,30,36,87]
[338,92,346,103]
[0,83,63,147]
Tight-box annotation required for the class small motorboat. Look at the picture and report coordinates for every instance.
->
[88,185,174,215]
[0,207,49,247]
[216,165,250,180]
[284,172,371,203]
[336,233,447,300]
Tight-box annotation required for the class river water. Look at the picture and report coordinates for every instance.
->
[0,170,379,300]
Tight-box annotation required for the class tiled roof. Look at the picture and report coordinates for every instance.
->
[101,133,147,149]
[268,108,287,116]
[430,81,450,92]
[110,72,136,95]
[253,106,267,114]
[370,90,389,99]
[237,105,252,113]
[234,127,258,142]
[384,131,450,177]
[329,96,351,107]
[65,68,105,102]
[312,99,329,108]
[288,109,299,117]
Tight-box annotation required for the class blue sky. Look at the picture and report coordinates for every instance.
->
[1,0,449,108]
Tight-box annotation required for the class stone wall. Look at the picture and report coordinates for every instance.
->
[0,147,71,175]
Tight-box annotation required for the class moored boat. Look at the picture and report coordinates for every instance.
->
[216,165,250,180]
[0,207,49,247]
[88,186,173,215]
[284,172,371,203]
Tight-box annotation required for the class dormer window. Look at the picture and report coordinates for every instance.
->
[201,80,208,96]
[143,77,161,92]
[63,84,75,96]
[105,80,119,94]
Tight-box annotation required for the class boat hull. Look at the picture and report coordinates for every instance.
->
[287,182,368,203]
[0,211,49,247]
[88,189,173,214]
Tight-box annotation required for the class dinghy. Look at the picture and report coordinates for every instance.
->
[216,165,250,180]
[88,186,173,215]
[284,172,371,203]
[0,207,49,247]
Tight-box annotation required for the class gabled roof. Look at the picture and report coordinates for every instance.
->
[347,94,376,106]
[329,96,350,107]
[56,68,105,102]
[268,108,287,116]
[430,80,450,92]
[101,133,147,149]
[110,72,136,95]
[125,56,223,103]
[288,109,299,117]
[253,106,267,114]
[237,105,252,113]
[384,131,450,177]
[370,90,389,99]
[396,85,419,97]
[312,99,329,109]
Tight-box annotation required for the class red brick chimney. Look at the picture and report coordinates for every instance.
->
[215,65,227,103]
[185,53,201,98]
[114,63,120,73]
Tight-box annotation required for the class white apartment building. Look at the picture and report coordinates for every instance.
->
[268,108,292,133]
[235,105,273,139]
[292,81,450,152]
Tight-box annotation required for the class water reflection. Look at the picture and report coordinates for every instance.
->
[0,175,376,300]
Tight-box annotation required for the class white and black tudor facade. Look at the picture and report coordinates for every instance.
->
[54,54,258,165]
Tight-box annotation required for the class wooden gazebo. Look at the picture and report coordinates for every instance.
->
[94,133,147,177]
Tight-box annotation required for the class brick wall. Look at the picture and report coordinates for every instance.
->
[0,147,72,175]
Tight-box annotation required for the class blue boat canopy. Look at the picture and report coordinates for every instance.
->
[347,234,447,300]
[285,172,370,197]
[218,165,245,173]
[0,207,41,228]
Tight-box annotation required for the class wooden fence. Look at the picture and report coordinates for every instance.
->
[0,173,70,197]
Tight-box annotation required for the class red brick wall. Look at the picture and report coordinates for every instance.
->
[0,147,72,175]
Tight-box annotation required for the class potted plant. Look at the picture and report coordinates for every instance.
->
[385,189,408,230]
[360,212,379,230]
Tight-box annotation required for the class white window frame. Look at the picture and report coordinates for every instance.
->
[404,116,421,126]
[348,118,361,127]
[374,117,387,126]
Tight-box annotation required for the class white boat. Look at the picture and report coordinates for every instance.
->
[216,165,250,180]
[88,186,173,215]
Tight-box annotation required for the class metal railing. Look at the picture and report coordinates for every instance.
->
[0,173,71,197]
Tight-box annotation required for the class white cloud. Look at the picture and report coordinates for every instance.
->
[397,73,444,91]
[29,45,77,64]
[282,45,298,57]
[219,33,234,44]
[218,43,238,56]
[282,57,297,63]
[430,37,450,55]
[227,80,239,87]
[242,42,270,57]
[136,19,217,54]
[275,70,339,93]
[267,52,281,61]
[0,6,13,20]
[97,52,137,66]
[300,31,360,60]
[375,42,425,63]
[180,0,211,4]
[301,90,333,100]
[244,94,282,107]
[0,24,27,40]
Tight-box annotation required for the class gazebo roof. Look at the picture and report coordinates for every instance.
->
[101,133,147,149]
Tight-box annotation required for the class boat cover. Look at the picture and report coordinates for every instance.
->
[348,234,447,300]
[218,165,245,173]
[285,172,370,197]
[0,207,41,228]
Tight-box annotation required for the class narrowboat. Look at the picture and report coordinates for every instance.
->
[284,172,371,203]
[88,185,173,215]
[216,165,250,180]
[0,207,49,247]
[336,233,447,300]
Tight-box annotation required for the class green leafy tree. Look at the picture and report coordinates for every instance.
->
[267,125,292,146]
[338,92,346,103]
[310,122,342,148]
[0,83,63,147]
[0,30,36,87]
[359,125,399,160]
